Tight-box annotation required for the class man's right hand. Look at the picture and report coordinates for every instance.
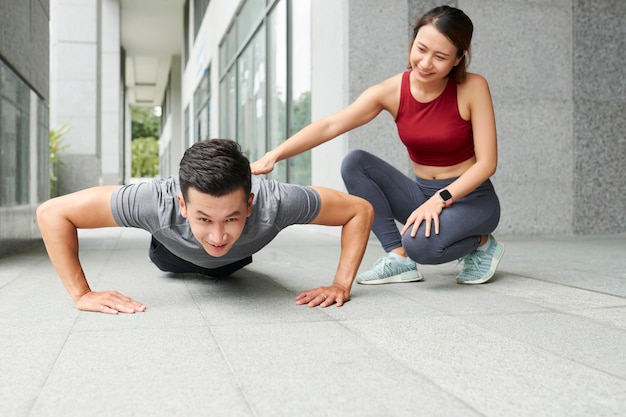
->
[76,290,146,314]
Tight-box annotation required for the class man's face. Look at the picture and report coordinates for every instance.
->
[178,187,253,257]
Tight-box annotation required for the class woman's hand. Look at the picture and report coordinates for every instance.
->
[250,153,277,175]
[296,283,350,308]
[400,196,446,238]
[76,290,146,314]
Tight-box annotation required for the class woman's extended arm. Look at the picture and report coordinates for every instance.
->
[251,75,400,175]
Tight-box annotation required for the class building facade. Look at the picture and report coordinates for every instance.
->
[163,0,626,236]
[0,0,50,256]
[1,0,624,257]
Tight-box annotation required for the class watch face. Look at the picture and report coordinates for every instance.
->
[440,189,452,201]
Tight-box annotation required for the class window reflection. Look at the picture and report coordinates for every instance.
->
[267,0,287,182]
[0,60,31,206]
[194,67,211,143]
[237,27,266,162]
[218,0,311,184]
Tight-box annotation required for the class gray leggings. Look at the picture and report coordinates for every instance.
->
[341,150,501,265]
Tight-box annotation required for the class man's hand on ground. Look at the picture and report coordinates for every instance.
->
[77,290,146,314]
[296,284,350,308]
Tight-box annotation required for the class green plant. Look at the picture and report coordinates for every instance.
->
[131,107,161,139]
[131,136,159,177]
[49,123,71,197]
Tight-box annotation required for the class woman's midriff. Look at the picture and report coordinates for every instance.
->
[411,157,476,180]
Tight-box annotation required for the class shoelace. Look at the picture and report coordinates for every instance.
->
[364,257,407,278]
[374,257,393,273]
[359,257,390,280]
[458,251,482,271]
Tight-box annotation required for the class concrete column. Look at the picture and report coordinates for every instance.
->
[51,0,101,194]
[310,0,350,189]
[101,0,123,185]
[572,1,626,234]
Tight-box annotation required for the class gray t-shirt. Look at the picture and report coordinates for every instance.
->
[111,176,321,268]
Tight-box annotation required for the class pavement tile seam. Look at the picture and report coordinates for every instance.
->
[457,311,626,380]
[27,327,256,417]
[443,306,626,330]
[2,227,625,416]
[341,316,626,417]
[480,274,626,311]
[362,281,552,318]
[1,333,70,417]
[67,322,210,334]
[560,306,626,330]
[181,274,339,326]
[26,331,76,417]
[190,322,265,416]
[510,274,626,302]
[207,320,484,417]
[0,278,18,292]
[203,317,484,415]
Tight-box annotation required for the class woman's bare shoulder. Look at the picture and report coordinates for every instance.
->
[376,72,404,90]
[460,72,490,90]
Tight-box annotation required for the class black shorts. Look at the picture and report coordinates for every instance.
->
[148,237,252,277]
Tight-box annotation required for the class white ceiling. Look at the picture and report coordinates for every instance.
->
[120,0,185,107]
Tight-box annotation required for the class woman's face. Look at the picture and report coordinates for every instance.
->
[409,23,462,82]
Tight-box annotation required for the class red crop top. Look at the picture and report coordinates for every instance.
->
[395,71,474,166]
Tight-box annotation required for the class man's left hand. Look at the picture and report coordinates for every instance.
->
[296,284,350,308]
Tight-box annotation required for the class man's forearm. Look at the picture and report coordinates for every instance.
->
[333,203,374,290]
[44,227,92,302]
[37,207,91,303]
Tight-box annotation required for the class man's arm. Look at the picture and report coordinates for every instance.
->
[295,186,374,307]
[36,186,146,314]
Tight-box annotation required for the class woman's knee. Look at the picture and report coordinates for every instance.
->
[403,235,446,265]
[341,149,373,178]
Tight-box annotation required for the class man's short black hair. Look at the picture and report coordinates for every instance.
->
[179,139,252,202]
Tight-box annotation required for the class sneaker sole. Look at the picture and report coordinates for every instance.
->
[456,243,505,285]
[357,270,424,285]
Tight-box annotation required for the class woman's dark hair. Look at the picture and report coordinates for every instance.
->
[179,139,252,202]
[409,5,473,83]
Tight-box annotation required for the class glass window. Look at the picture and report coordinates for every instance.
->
[194,67,211,142]
[237,0,265,46]
[219,29,229,75]
[218,0,311,183]
[267,0,287,182]
[164,73,172,117]
[184,104,190,147]
[287,0,311,184]
[37,97,50,201]
[219,66,237,140]
[193,0,210,40]
[0,60,31,206]
[184,1,190,67]
[237,26,266,162]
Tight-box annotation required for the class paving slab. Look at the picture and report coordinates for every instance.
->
[0,227,624,417]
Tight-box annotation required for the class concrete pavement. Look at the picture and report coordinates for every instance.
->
[1,226,625,417]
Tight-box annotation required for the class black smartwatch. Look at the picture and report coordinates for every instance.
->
[438,189,453,208]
